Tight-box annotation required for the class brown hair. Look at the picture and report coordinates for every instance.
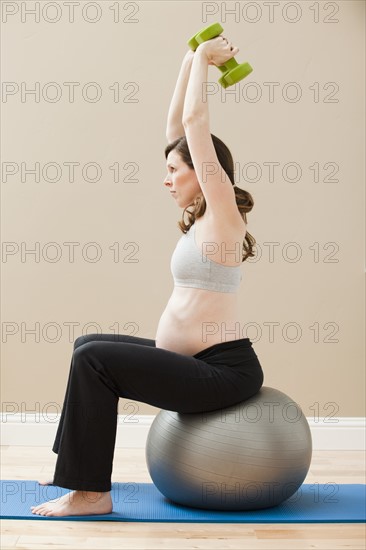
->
[164,134,256,262]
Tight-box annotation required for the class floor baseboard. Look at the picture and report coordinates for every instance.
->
[1,415,365,450]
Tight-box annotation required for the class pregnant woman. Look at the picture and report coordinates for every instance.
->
[31,35,264,517]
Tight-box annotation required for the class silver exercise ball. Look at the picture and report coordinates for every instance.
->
[145,386,312,511]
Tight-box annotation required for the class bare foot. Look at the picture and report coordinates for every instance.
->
[37,479,54,486]
[31,490,112,517]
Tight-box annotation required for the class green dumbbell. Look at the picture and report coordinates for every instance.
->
[187,22,253,88]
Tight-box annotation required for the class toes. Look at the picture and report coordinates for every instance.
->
[30,506,40,513]
[31,501,62,516]
[31,504,48,515]
[37,507,51,516]
[32,508,44,515]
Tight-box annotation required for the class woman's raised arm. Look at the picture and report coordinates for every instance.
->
[166,50,195,143]
[181,37,242,220]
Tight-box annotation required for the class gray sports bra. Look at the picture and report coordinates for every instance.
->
[170,223,242,293]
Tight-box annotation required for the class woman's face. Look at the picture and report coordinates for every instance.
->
[164,149,202,209]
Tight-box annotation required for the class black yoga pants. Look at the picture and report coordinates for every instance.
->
[51,333,264,492]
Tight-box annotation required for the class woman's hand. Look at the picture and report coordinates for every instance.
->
[197,36,239,66]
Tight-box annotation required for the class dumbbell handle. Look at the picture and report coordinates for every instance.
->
[188,23,252,88]
[188,24,238,72]
[216,56,238,74]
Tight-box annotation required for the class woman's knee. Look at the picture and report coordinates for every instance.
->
[71,342,120,396]
[73,334,100,350]
[71,343,103,379]
[73,340,101,360]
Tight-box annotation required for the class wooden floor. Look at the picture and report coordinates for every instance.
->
[1,446,365,549]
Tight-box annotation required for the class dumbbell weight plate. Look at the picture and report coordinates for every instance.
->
[219,62,253,88]
[187,22,224,51]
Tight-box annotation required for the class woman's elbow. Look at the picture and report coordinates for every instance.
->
[182,114,209,133]
[166,126,186,143]
[182,114,206,128]
[182,115,194,127]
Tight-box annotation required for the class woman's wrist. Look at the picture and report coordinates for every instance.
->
[194,43,210,64]
[183,49,195,64]
[183,46,210,65]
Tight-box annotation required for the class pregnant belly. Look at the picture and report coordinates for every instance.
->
[155,287,242,356]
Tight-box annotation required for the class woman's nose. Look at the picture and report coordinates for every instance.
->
[164,175,172,187]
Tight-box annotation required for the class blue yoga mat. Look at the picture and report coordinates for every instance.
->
[0,481,365,523]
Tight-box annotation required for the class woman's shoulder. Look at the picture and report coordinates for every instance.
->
[196,211,246,236]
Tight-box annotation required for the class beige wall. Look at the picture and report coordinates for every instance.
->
[1,1,365,419]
